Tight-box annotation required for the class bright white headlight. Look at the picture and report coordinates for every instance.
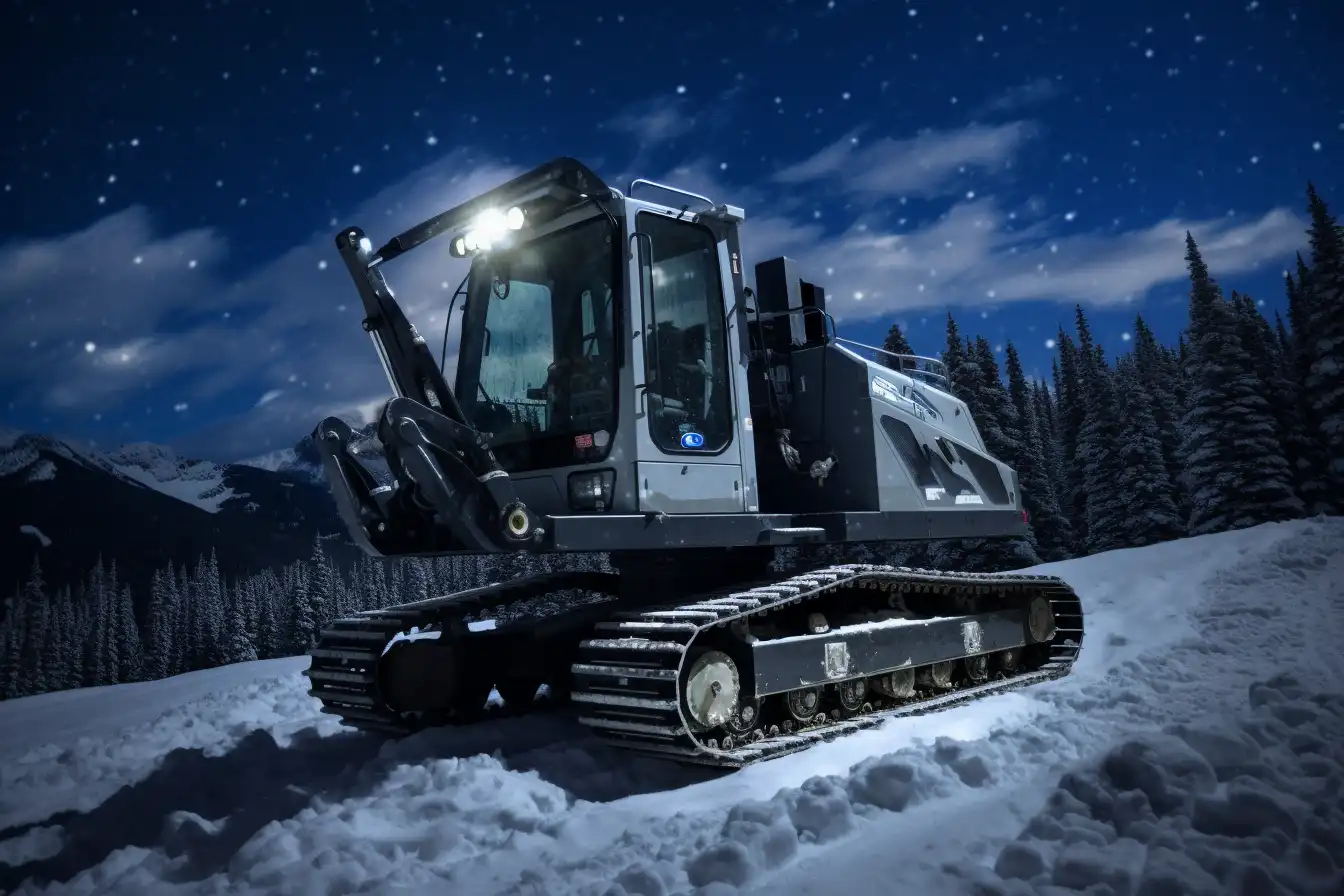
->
[474,208,510,242]
[505,206,525,230]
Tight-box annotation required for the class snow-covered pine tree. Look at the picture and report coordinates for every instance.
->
[221,583,258,665]
[101,561,122,682]
[116,584,142,683]
[1131,316,1187,514]
[1034,379,1068,489]
[1113,357,1185,548]
[169,564,189,677]
[0,590,26,698]
[253,567,281,659]
[1179,234,1303,535]
[942,314,974,403]
[53,585,78,691]
[880,321,914,372]
[404,557,431,603]
[144,569,172,680]
[306,536,331,642]
[17,556,47,693]
[1053,331,1087,551]
[969,337,1019,464]
[81,558,109,686]
[1006,344,1072,560]
[1300,185,1344,505]
[1073,346,1128,554]
[288,562,314,653]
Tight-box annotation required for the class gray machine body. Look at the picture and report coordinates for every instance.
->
[472,192,1022,524]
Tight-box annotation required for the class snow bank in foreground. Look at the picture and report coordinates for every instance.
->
[0,518,1339,896]
[0,658,337,830]
[968,674,1344,896]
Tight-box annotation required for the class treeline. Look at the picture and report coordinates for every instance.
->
[0,538,606,699]
[870,182,1343,568]
[1,186,1340,701]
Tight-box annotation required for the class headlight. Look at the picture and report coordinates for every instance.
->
[448,206,526,257]
[568,469,615,512]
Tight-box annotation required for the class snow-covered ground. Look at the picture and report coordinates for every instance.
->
[1,517,1341,896]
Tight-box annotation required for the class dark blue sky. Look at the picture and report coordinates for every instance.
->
[1,0,1339,461]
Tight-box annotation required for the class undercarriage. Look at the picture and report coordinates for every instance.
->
[303,551,1084,768]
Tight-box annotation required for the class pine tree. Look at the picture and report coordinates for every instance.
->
[1114,358,1185,547]
[1073,347,1127,554]
[221,584,258,664]
[1300,185,1344,504]
[82,557,109,686]
[17,557,48,693]
[942,314,974,401]
[1054,331,1087,550]
[1,591,26,698]
[52,586,78,691]
[1179,234,1303,535]
[101,561,122,683]
[968,337,1019,464]
[289,564,315,653]
[1130,316,1187,514]
[145,569,172,680]
[307,537,331,640]
[1006,344,1072,559]
[116,584,142,683]
[880,322,915,373]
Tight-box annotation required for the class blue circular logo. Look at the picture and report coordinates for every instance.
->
[680,431,705,449]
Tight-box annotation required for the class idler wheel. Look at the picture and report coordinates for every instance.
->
[683,650,741,731]
[836,677,866,714]
[722,696,763,737]
[1026,596,1056,644]
[785,686,822,724]
[917,660,955,690]
[871,668,916,699]
[964,654,989,683]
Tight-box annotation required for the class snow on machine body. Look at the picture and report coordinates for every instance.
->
[303,158,1084,766]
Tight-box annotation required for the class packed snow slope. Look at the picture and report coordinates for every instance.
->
[1,517,1342,896]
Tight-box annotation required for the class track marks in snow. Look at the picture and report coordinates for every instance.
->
[971,674,1344,896]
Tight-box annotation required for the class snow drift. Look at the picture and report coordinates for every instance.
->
[0,517,1340,896]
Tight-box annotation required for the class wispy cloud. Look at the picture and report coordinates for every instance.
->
[0,151,523,460]
[973,77,1063,117]
[0,105,1309,461]
[773,122,1038,200]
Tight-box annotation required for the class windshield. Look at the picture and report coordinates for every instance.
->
[455,215,619,471]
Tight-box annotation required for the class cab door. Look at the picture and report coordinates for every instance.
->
[627,205,748,514]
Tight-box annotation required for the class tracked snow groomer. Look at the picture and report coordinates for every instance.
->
[304,158,1084,766]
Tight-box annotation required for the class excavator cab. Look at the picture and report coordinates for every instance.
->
[314,157,1028,560]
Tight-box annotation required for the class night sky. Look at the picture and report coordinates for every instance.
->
[1,0,1339,462]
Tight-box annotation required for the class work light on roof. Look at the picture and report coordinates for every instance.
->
[449,206,526,257]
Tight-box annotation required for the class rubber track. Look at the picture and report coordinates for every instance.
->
[303,570,618,734]
[569,563,1084,768]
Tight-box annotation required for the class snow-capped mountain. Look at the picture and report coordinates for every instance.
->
[0,428,350,599]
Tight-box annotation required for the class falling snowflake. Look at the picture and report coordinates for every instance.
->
[908,8,917,15]
[84,342,97,353]
[1121,332,1132,342]
[173,402,188,412]
[1249,155,1259,164]
[1312,141,1322,151]
[1064,211,1077,221]
[352,164,363,174]
[842,91,851,100]
[1045,338,1057,349]
[676,85,686,94]
[966,190,976,199]
[719,162,728,170]
[133,255,143,264]
[426,135,438,146]
[188,259,198,269]
[318,260,328,270]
